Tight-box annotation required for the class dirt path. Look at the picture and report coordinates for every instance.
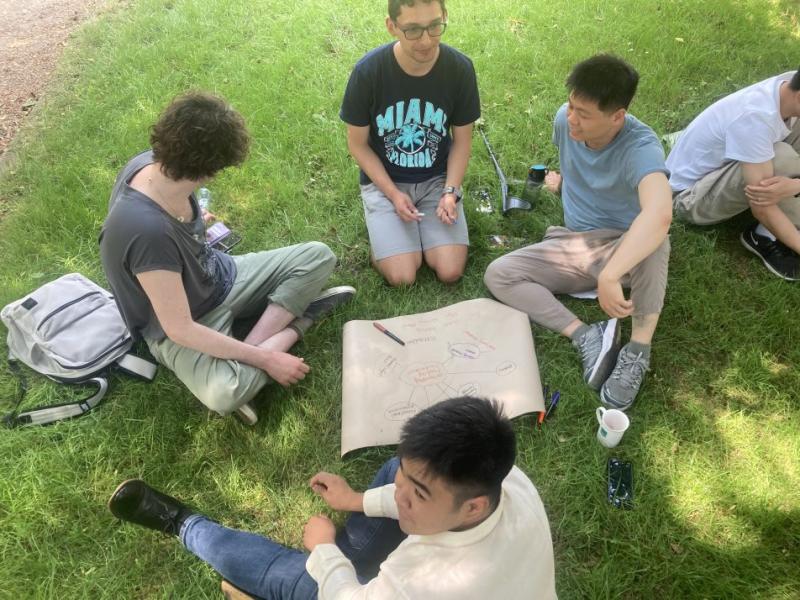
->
[0,0,105,159]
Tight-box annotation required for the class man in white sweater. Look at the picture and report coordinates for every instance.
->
[108,397,557,599]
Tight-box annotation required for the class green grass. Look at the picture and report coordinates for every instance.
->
[0,0,798,597]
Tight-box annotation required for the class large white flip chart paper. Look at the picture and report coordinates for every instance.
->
[341,299,544,456]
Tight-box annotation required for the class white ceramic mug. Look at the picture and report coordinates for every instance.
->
[596,407,630,448]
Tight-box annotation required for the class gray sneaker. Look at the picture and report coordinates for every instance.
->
[305,286,356,322]
[573,319,622,390]
[600,345,650,411]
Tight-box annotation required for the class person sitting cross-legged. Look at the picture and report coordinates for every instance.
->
[108,397,557,599]
[99,92,355,426]
[484,54,673,411]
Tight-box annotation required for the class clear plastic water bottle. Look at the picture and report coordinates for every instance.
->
[522,164,548,206]
[197,187,212,211]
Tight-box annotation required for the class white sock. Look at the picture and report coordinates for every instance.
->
[755,224,776,241]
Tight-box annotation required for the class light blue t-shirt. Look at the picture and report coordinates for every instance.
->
[553,104,668,232]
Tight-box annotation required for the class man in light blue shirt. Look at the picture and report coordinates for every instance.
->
[485,54,673,411]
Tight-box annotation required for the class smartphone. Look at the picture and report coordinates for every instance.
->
[607,458,633,510]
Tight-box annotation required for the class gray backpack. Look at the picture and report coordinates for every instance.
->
[1,273,157,426]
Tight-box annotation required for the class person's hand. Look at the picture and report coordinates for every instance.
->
[390,191,423,223]
[597,273,633,318]
[303,514,336,552]
[260,350,310,387]
[745,176,800,206]
[309,472,364,512]
[544,171,562,194]
[436,193,458,225]
[201,208,216,224]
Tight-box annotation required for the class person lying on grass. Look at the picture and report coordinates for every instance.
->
[99,91,354,426]
[108,396,557,599]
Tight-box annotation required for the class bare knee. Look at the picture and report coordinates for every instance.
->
[435,264,465,284]
[383,268,418,287]
[375,253,421,287]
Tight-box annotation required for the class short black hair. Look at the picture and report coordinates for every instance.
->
[566,54,640,112]
[388,0,445,21]
[150,91,250,181]
[397,397,516,510]
[790,69,800,91]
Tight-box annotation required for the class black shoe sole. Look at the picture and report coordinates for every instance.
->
[740,232,800,281]
[108,479,145,517]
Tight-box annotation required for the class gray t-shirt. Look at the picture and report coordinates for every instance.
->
[553,104,669,232]
[99,151,236,341]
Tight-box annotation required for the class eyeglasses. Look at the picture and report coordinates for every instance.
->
[396,21,447,40]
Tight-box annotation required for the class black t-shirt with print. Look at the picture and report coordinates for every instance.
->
[340,43,481,185]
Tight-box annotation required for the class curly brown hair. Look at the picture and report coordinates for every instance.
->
[150,92,250,181]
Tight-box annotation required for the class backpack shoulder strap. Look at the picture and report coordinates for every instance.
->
[116,353,157,381]
[4,373,109,428]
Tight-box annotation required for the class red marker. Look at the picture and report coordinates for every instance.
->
[373,322,405,346]
[537,410,545,429]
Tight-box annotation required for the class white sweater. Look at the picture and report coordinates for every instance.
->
[306,466,557,599]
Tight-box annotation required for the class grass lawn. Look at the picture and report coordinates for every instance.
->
[0,0,798,597]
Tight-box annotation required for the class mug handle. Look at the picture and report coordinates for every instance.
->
[596,406,606,426]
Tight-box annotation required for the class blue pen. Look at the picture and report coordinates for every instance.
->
[544,391,560,420]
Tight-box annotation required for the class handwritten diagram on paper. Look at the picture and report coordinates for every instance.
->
[341,298,544,456]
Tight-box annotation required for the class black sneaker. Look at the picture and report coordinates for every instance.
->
[290,286,356,338]
[108,480,194,536]
[304,286,356,322]
[740,225,800,281]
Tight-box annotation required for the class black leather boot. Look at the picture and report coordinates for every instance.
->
[108,479,194,535]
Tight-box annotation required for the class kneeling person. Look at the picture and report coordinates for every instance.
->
[340,0,481,286]
[485,55,672,411]
[109,397,557,599]
[99,92,354,426]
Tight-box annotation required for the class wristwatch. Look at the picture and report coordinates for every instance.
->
[442,185,463,202]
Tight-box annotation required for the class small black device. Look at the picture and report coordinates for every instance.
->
[206,222,242,254]
[607,458,633,510]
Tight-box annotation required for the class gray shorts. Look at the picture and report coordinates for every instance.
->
[360,174,469,260]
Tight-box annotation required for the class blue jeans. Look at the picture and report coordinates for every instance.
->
[180,458,405,600]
